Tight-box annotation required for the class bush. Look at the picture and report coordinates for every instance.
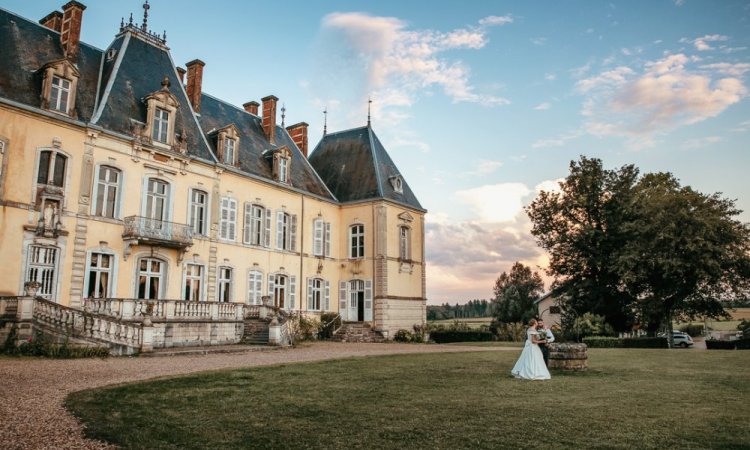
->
[429,330,494,344]
[706,339,736,350]
[318,313,340,339]
[393,329,414,342]
[582,336,667,349]
[737,319,750,336]
[678,323,705,337]
[735,338,750,350]
[572,313,616,339]
[490,321,526,342]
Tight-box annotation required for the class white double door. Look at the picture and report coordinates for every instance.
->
[341,279,372,322]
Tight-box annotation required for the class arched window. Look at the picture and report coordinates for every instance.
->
[37,150,67,188]
[93,165,121,218]
[349,224,364,259]
[137,257,166,300]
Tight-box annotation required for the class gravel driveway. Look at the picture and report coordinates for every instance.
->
[0,342,510,449]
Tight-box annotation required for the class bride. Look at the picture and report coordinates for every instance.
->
[510,318,551,380]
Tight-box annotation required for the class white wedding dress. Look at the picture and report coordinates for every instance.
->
[510,328,551,380]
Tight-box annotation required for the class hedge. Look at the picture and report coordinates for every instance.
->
[429,330,494,344]
[707,338,750,350]
[582,336,668,349]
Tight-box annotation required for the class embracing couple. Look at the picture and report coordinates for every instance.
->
[511,318,553,380]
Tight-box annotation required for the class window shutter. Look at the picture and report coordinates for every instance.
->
[264,208,272,248]
[289,275,296,309]
[220,198,228,239]
[228,199,237,240]
[364,279,373,321]
[243,203,252,244]
[313,219,323,256]
[307,278,313,311]
[324,280,331,311]
[324,222,331,257]
[268,273,275,297]
[290,214,298,252]
[275,211,284,249]
[255,272,263,305]
[339,281,347,316]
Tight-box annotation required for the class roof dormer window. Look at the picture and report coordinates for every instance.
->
[390,175,404,194]
[50,76,71,113]
[215,125,240,166]
[144,76,180,150]
[40,59,80,117]
[152,108,169,143]
[270,146,291,184]
[224,138,235,165]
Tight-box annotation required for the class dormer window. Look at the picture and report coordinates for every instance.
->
[271,146,292,184]
[144,76,180,150]
[279,157,288,183]
[152,108,169,143]
[224,138,235,165]
[215,124,240,166]
[389,175,404,194]
[40,59,80,117]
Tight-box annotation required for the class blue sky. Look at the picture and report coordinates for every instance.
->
[5,0,750,303]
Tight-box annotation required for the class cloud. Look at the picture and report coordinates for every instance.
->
[577,53,747,139]
[699,63,750,76]
[532,129,584,149]
[681,136,722,149]
[544,73,556,81]
[479,15,514,27]
[683,34,729,51]
[455,183,531,223]
[533,102,551,110]
[674,0,685,6]
[531,37,547,46]
[459,159,504,178]
[732,120,750,132]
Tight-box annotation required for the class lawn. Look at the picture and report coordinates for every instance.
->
[66,349,750,449]
[429,317,493,329]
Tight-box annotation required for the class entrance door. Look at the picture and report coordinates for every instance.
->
[349,280,364,322]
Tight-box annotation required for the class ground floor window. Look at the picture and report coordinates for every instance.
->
[217,267,232,303]
[26,245,58,300]
[137,257,164,300]
[274,275,287,309]
[86,252,113,299]
[183,263,204,301]
[248,270,263,305]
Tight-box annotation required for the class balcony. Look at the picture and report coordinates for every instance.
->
[122,216,193,261]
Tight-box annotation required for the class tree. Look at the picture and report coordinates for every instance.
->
[492,262,544,323]
[617,172,750,345]
[525,156,639,331]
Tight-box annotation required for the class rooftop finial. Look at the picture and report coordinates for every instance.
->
[281,104,286,127]
[323,108,328,136]
[367,96,372,127]
[129,12,133,26]
[142,0,150,32]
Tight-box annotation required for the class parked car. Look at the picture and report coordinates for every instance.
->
[657,330,694,348]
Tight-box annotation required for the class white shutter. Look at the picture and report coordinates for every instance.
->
[264,208,272,248]
[313,219,323,256]
[290,215,298,252]
[364,279,373,321]
[275,211,284,249]
[307,278,313,311]
[228,199,237,240]
[339,281,347,319]
[324,280,331,311]
[243,203,252,244]
[220,198,228,239]
[255,272,263,305]
[324,222,331,257]
[268,273,275,297]
[289,275,296,309]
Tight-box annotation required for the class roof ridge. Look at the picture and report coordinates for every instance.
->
[91,33,131,124]
[367,126,385,198]
[0,6,105,53]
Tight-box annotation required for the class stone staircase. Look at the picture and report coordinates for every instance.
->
[332,322,385,343]
[242,318,270,345]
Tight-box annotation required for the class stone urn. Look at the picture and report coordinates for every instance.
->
[548,342,588,371]
[23,281,41,298]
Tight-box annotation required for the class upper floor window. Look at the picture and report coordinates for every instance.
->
[220,197,238,241]
[85,252,114,299]
[276,211,297,251]
[349,224,364,259]
[144,178,169,222]
[399,226,411,261]
[93,166,121,219]
[152,108,169,143]
[224,138,236,165]
[37,150,67,188]
[189,189,208,235]
[271,146,291,184]
[183,263,204,301]
[244,204,270,247]
[313,218,331,257]
[50,76,71,113]
[389,175,404,194]
[217,267,233,303]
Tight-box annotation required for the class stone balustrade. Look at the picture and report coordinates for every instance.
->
[83,298,247,322]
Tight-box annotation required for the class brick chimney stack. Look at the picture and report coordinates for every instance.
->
[176,67,186,85]
[286,122,309,157]
[60,1,86,60]
[39,11,64,32]
[261,95,278,144]
[185,59,205,113]
[243,101,260,116]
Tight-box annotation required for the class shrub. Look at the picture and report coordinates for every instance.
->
[737,319,750,336]
[318,313,340,339]
[582,336,667,348]
[582,337,623,348]
[393,329,414,342]
[735,338,750,350]
[678,323,705,337]
[572,313,616,339]
[706,339,736,350]
[411,324,427,343]
[7,330,109,358]
[429,330,494,344]
[490,321,526,342]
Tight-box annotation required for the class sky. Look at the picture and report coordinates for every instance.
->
[5,0,750,304]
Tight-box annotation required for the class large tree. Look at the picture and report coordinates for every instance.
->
[618,172,750,342]
[492,262,544,324]
[525,156,639,330]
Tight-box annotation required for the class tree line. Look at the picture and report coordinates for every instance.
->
[427,300,493,320]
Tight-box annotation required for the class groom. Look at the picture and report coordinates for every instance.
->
[536,319,555,367]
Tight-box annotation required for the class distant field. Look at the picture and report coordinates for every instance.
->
[728,308,750,320]
[428,317,492,329]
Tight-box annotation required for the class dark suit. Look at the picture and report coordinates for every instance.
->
[537,327,551,367]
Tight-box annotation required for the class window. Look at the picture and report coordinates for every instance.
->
[275,211,297,251]
[145,178,169,222]
[278,157,288,183]
[550,306,562,314]
[152,108,169,143]
[137,257,164,300]
[274,274,287,309]
[307,278,330,311]
[93,166,121,218]
[399,226,411,260]
[217,267,232,303]
[220,197,237,241]
[244,204,269,246]
[247,270,263,305]
[183,263,204,301]
[86,252,113,299]
[26,246,58,300]
[272,146,291,183]
[349,224,364,259]
[37,150,67,188]
[269,273,296,309]
[312,219,331,257]
[189,189,208,235]
[50,76,70,113]
[224,138,235,165]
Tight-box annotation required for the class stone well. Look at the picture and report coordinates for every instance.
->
[548,342,588,371]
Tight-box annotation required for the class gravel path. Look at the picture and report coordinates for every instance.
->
[0,342,511,449]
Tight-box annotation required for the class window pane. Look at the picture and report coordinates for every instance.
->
[37,151,50,184]
[52,154,66,187]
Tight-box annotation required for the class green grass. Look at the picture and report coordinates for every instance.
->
[66,349,750,449]
[429,317,492,329]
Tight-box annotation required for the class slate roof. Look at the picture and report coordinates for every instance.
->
[308,126,424,211]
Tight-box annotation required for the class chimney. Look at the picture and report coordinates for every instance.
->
[185,59,205,113]
[261,95,278,143]
[243,101,260,116]
[176,67,186,85]
[286,122,309,157]
[60,1,86,60]
[39,11,64,32]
